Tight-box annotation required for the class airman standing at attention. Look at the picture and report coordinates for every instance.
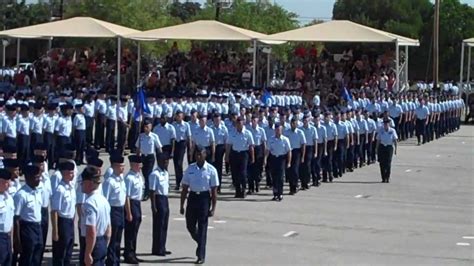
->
[0,168,14,266]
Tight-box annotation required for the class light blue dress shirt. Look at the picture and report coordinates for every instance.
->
[228,129,254,152]
[284,128,306,150]
[322,121,338,141]
[300,125,318,146]
[117,105,128,123]
[189,120,200,135]
[73,114,86,130]
[14,184,43,223]
[153,123,176,146]
[336,121,349,140]
[95,99,107,115]
[182,162,219,192]
[8,179,21,197]
[38,172,52,208]
[0,193,15,233]
[315,124,327,143]
[192,126,215,148]
[267,135,291,156]
[16,116,30,135]
[105,104,117,121]
[248,126,266,146]
[43,114,57,133]
[102,174,126,207]
[55,116,72,137]
[357,118,368,134]
[51,180,76,219]
[264,125,275,140]
[148,167,169,196]
[30,115,44,134]
[136,132,162,155]
[377,127,398,146]
[211,123,229,145]
[173,121,191,141]
[84,101,95,118]
[80,190,111,237]
[415,105,430,119]
[389,103,403,118]
[125,170,144,201]
[2,116,17,138]
[50,171,63,191]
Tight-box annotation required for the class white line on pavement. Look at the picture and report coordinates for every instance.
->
[173,218,185,221]
[456,242,471,246]
[354,195,363,198]
[462,236,474,239]
[436,154,441,157]
[405,169,412,172]
[283,231,298,237]
[213,220,227,224]
[208,226,214,229]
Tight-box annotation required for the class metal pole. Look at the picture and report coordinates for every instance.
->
[266,52,271,87]
[395,39,399,92]
[2,43,5,67]
[252,39,257,87]
[215,2,221,21]
[467,46,472,86]
[405,46,409,89]
[433,0,440,89]
[460,43,464,86]
[137,42,141,86]
[16,38,20,71]
[117,37,121,98]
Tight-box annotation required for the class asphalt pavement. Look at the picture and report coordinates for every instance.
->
[43,125,474,266]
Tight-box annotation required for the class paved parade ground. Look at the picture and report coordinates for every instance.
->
[44,126,474,266]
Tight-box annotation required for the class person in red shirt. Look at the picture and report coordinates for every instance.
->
[295,45,306,58]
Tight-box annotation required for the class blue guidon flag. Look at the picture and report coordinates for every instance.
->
[134,86,151,119]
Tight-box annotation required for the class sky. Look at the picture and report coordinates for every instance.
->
[24,0,474,23]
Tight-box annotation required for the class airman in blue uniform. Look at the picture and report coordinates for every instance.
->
[376,119,398,183]
[300,113,317,190]
[334,112,349,178]
[210,113,228,193]
[0,168,14,266]
[103,154,128,266]
[192,114,215,164]
[149,154,172,257]
[180,146,219,264]
[172,111,192,190]
[51,161,76,265]
[32,154,51,262]
[153,114,176,167]
[79,166,111,266]
[415,98,430,145]
[247,116,266,194]
[13,165,43,266]
[312,113,327,186]
[226,117,254,198]
[267,123,291,200]
[123,155,144,264]
[321,112,338,182]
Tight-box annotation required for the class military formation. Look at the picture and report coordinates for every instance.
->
[0,87,465,265]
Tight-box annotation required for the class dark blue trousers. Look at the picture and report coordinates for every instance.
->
[124,199,142,259]
[4,136,17,147]
[230,150,249,197]
[416,118,427,144]
[322,140,335,181]
[299,145,313,188]
[17,133,30,164]
[0,233,12,266]
[152,195,169,254]
[211,144,225,190]
[85,116,94,146]
[106,206,124,266]
[270,155,286,197]
[40,207,48,263]
[105,119,116,152]
[94,114,105,149]
[248,145,264,191]
[173,141,187,188]
[19,221,43,266]
[186,192,210,260]
[287,148,301,192]
[80,236,107,266]
[128,120,140,152]
[141,154,155,196]
[312,143,324,183]
[334,139,346,177]
[30,133,43,158]
[56,136,71,165]
[74,130,86,164]
[52,217,74,266]
[44,132,55,169]
[116,122,127,153]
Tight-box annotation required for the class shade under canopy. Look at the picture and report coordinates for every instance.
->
[0,16,140,38]
[127,20,270,41]
[269,20,419,46]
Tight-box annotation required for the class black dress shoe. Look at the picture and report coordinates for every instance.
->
[135,257,145,262]
[123,257,139,264]
[196,258,205,264]
[278,195,283,201]
[165,251,172,255]
[272,196,277,201]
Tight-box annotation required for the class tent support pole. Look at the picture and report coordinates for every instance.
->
[267,52,271,87]
[395,39,399,92]
[460,43,464,86]
[117,37,121,98]
[2,43,5,67]
[16,38,20,71]
[467,46,472,86]
[48,37,53,51]
[405,45,409,89]
[252,39,257,87]
[137,42,141,86]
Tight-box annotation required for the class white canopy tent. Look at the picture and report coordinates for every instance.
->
[269,20,420,91]
[127,20,281,86]
[0,17,141,97]
[460,37,474,87]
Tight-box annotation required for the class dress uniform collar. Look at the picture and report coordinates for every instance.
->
[195,162,209,171]
[112,173,124,181]
[24,184,39,193]
[60,180,73,190]
[156,166,167,174]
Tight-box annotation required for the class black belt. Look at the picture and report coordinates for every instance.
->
[190,191,210,196]
[231,150,248,153]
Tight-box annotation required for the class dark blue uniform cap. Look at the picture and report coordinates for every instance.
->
[23,165,40,178]
[31,155,45,163]
[3,158,19,168]
[87,157,103,168]
[129,155,142,164]
[0,169,11,180]
[58,161,75,171]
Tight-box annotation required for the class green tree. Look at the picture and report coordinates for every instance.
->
[332,0,474,80]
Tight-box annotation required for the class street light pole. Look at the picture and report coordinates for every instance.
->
[433,0,440,90]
